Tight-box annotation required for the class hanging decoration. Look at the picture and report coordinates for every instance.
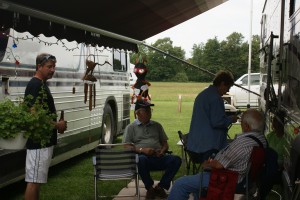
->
[12,40,18,48]
[4,32,111,53]
[1,29,115,68]
[5,47,20,66]
[131,55,151,116]
[82,54,112,111]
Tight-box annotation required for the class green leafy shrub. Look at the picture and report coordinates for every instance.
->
[0,90,57,147]
[170,72,189,82]
[0,98,27,139]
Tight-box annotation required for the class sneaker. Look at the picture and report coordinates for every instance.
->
[145,187,156,200]
[154,185,168,198]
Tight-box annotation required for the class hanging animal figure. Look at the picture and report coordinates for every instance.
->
[131,56,151,118]
[82,54,112,111]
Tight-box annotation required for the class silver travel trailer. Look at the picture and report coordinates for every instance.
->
[260,0,300,199]
[0,28,131,188]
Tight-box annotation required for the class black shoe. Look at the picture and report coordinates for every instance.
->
[154,185,168,199]
[145,187,156,200]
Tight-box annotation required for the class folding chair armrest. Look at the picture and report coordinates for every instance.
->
[178,131,187,145]
[96,143,135,148]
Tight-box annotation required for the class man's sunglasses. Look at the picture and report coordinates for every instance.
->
[39,55,56,65]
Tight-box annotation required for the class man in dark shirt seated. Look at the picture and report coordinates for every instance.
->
[123,100,182,199]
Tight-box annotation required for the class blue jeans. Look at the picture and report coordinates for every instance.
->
[168,172,211,200]
[138,154,181,190]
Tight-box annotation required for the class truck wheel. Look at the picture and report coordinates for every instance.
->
[101,104,115,144]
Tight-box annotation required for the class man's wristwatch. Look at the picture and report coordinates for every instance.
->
[139,147,143,153]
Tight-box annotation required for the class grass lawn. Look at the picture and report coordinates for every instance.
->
[2,82,284,200]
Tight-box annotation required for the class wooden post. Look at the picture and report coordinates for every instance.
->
[178,94,182,113]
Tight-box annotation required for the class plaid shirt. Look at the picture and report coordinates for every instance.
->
[215,131,267,183]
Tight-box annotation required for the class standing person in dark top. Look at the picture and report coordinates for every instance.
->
[24,53,67,200]
[187,70,238,163]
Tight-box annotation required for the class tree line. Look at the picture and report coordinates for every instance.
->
[130,32,260,82]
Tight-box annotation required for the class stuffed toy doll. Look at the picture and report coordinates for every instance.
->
[131,56,151,117]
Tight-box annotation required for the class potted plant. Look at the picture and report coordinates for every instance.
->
[0,92,57,149]
[0,97,28,149]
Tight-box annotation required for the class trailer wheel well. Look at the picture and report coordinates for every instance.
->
[105,98,118,136]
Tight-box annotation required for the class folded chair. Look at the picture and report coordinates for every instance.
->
[178,131,202,175]
[92,143,140,200]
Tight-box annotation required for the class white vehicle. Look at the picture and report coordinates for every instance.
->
[260,0,300,199]
[0,29,131,188]
[228,73,260,108]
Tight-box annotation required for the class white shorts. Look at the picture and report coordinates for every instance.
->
[25,146,54,183]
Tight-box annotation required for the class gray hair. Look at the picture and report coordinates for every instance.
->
[242,109,264,132]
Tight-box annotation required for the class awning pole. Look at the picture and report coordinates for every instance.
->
[247,0,253,108]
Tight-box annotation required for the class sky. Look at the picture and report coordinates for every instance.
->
[146,0,265,58]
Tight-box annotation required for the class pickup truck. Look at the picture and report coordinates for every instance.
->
[227,73,260,108]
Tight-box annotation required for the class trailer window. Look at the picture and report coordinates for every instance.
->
[113,49,127,72]
[261,14,267,42]
[241,74,260,85]
[290,0,300,16]
[282,77,300,112]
